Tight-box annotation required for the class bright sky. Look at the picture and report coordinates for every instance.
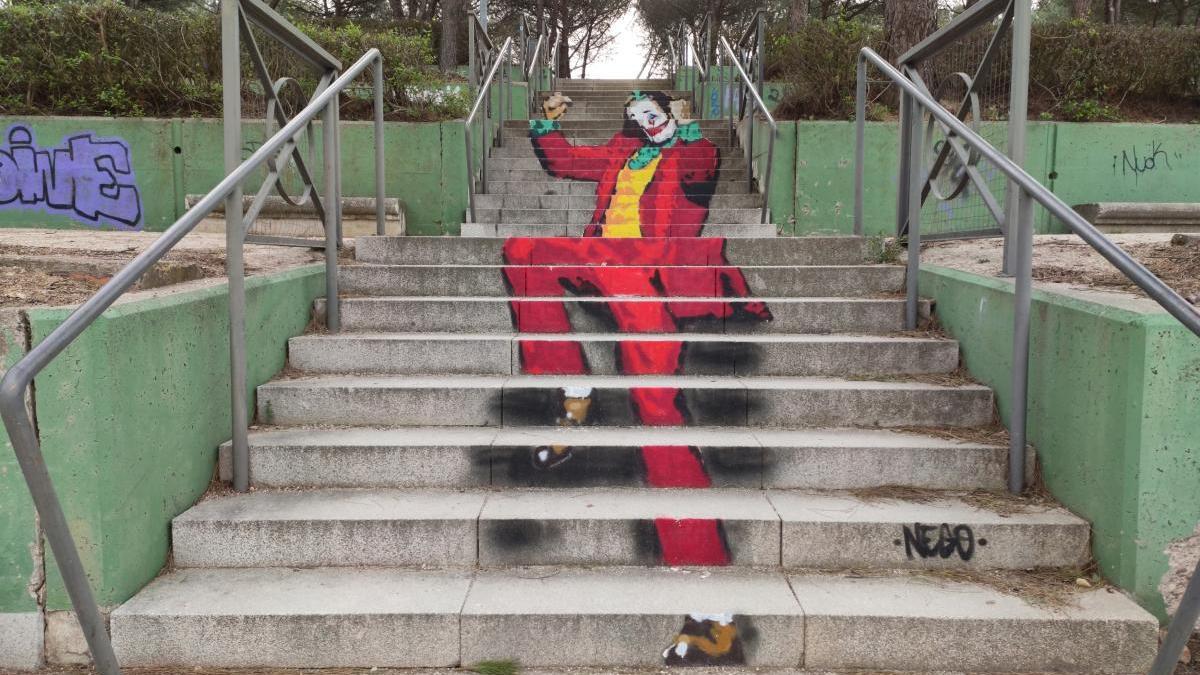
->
[584,8,650,78]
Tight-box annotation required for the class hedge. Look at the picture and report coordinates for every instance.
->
[0,1,468,121]
[766,19,1200,122]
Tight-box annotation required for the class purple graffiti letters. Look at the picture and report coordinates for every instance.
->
[0,124,143,230]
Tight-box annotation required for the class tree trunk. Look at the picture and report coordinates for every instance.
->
[789,0,809,30]
[883,0,937,65]
[389,0,407,20]
[882,0,936,105]
[556,0,571,78]
[1104,0,1120,23]
[1071,0,1091,20]
[439,0,461,73]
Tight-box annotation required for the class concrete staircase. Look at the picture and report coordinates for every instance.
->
[110,78,1158,671]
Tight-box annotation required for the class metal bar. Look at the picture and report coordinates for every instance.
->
[223,0,250,496]
[239,0,340,70]
[854,56,866,236]
[471,14,495,51]
[323,97,340,332]
[719,36,778,222]
[859,46,1200,342]
[0,399,122,673]
[1151,560,1200,674]
[469,21,477,90]
[374,58,386,236]
[1003,0,1032,276]
[1008,187,1033,493]
[905,94,923,330]
[900,0,1010,65]
[333,87,343,246]
[465,118,476,223]
[244,234,327,248]
[464,37,514,217]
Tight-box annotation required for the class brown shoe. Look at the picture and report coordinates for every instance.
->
[662,613,744,666]
[531,393,592,470]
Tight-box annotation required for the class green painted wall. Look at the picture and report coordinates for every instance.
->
[5,113,1200,237]
[1,265,324,610]
[920,265,1200,619]
[0,311,37,615]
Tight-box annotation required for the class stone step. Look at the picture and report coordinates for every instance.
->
[255,374,991,428]
[110,566,1157,670]
[500,128,736,140]
[490,157,746,172]
[338,264,903,297]
[355,236,867,267]
[536,89,692,99]
[320,296,924,334]
[289,332,954,376]
[483,168,750,184]
[472,208,764,225]
[483,179,753,195]
[490,143,740,158]
[216,426,1010,490]
[459,223,776,237]
[471,193,763,210]
[169,488,1087,570]
[505,119,730,129]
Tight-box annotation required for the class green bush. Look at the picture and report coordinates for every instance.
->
[765,19,1200,121]
[1029,21,1200,121]
[0,0,466,121]
[766,20,883,120]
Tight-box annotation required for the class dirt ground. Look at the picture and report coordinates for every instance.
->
[0,229,325,309]
[921,232,1200,304]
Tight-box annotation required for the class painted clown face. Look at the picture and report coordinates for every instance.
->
[626,98,677,145]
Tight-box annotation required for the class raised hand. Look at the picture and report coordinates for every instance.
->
[543,92,572,120]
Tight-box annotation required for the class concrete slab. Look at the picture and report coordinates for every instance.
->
[111,567,471,667]
[173,489,485,567]
[461,567,804,667]
[478,489,780,566]
[756,428,1006,490]
[0,612,42,670]
[218,427,496,487]
[791,572,1158,672]
[767,491,1089,569]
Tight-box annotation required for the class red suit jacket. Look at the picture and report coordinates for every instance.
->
[531,127,719,238]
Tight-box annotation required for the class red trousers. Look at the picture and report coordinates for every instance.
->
[503,236,768,565]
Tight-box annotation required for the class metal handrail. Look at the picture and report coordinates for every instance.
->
[855,44,1200,675]
[465,36,515,222]
[719,35,776,225]
[0,46,385,675]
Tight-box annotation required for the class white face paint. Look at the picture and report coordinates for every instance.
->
[627,98,677,145]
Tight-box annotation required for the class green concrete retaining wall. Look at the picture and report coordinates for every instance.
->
[0,310,37,616]
[920,265,1200,620]
[0,264,324,615]
[3,109,1199,236]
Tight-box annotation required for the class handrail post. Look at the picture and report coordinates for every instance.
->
[904,93,923,330]
[896,87,913,238]
[854,55,866,236]
[323,96,340,332]
[373,56,386,236]
[223,0,250,493]
[1008,187,1033,493]
[761,125,775,224]
[1151,560,1200,674]
[0,376,123,674]
[1002,0,1033,276]
[465,118,476,222]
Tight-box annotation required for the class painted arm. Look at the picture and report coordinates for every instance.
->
[529,120,620,182]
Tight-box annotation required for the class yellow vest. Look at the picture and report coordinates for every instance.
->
[602,153,662,237]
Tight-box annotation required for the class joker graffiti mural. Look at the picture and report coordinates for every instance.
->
[501,90,768,666]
